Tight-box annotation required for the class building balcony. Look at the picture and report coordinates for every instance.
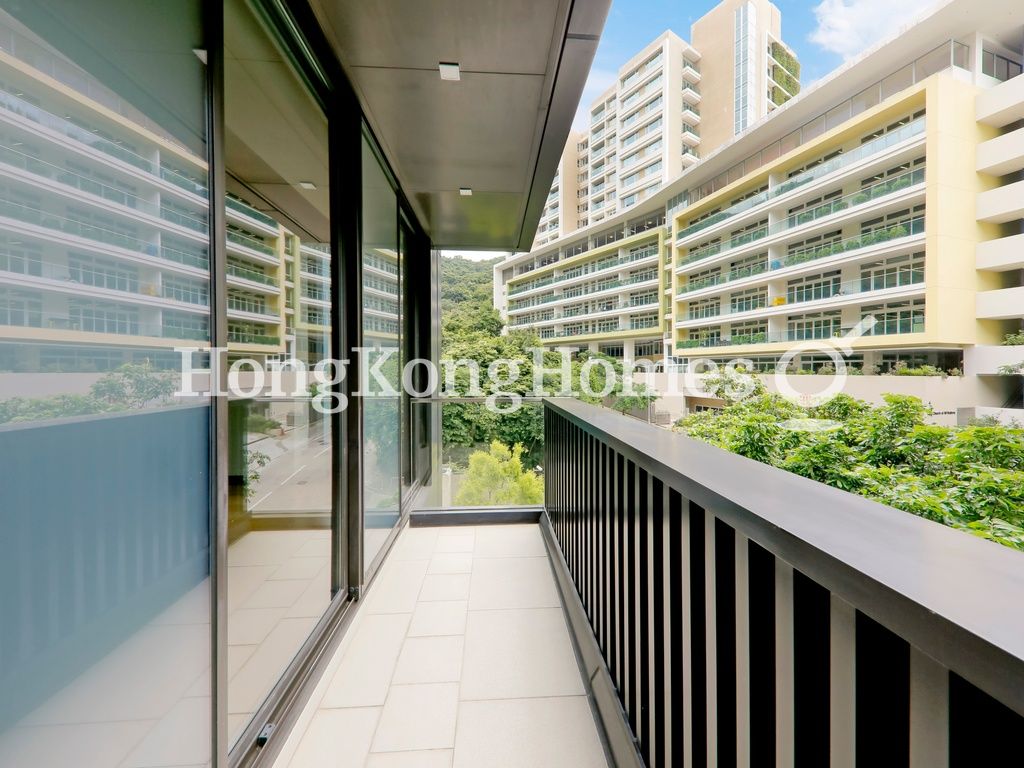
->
[675,279,925,329]
[675,117,925,247]
[976,68,1024,127]
[681,60,701,83]
[507,246,658,302]
[0,196,211,274]
[676,220,925,301]
[680,83,701,105]
[227,230,280,265]
[677,169,925,272]
[977,179,1024,224]
[226,196,280,236]
[976,286,1024,320]
[964,344,1024,376]
[977,232,1024,272]
[976,125,1024,176]
[681,104,700,126]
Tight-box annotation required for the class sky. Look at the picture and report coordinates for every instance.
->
[574,0,941,128]
[445,0,940,262]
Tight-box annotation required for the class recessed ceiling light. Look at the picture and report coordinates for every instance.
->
[459,187,473,196]
[298,181,316,190]
[439,62,461,81]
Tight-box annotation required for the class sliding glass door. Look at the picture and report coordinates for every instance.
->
[222,0,338,749]
[0,2,212,766]
[361,134,403,577]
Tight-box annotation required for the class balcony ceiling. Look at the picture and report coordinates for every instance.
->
[310,0,611,250]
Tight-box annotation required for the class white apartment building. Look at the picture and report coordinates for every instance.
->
[529,0,800,250]
[0,24,355,375]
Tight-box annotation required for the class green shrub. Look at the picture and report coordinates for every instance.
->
[1002,331,1024,346]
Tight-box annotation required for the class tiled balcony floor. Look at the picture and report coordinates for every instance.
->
[274,524,609,768]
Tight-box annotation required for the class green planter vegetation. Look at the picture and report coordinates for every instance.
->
[677,389,1024,550]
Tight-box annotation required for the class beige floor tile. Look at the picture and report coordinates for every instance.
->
[284,565,332,619]
[271,557,330,581]
[453,697,606,768]
[0,720,155,768]
[468,557,559,610]
[122,696,211,767]
[229,607,288,645]
[226,565,277,612]
[460,608,584,700]
[242,578,310,610]
[150,582,210,626]
[23,622,208,725]
[295,537,331,558]
[473,525,547,558]
[408,601,467,637]
[392,636,464,684]
[365,750,452,768]
[370,683,459,753]
[390,527,439,561]
[321,614,409,708]
[434,532,475,553]
[229,530,312,567]
[229,616,318,715]
[427,553,473,575]
[366,560,429,614]
[419,574,471,602]
[287,707,380,768]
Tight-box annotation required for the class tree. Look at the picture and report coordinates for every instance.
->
[0,361,177,424]
[454,441,544,506]
[89,361,176,409]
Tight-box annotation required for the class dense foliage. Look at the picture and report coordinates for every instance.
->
[454,440,544,506]
[0,362,176,424]
[676,381,1024,551]
[439,255,656,469]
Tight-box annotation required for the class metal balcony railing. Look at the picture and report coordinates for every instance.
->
[543,398,1024,768]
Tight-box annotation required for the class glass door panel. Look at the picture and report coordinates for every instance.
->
[223,0,335,748]
[361,135,402,577]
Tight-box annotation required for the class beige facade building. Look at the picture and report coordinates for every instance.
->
[692,0,799,151]
[498,0,1024,424]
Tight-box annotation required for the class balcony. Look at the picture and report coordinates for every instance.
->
[976,286,1024,320]
[976,68,1024,127]
[275,522,607,766]
[542,398,1024,767]
[977,179,1024,223]
[678,168,926,271]
[677,276,925,329]
[675,117,925,245]
[977,233,1024,272]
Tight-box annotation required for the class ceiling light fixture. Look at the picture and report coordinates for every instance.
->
[439,62,461,81]
[459,187,473,196]
[298,181,317,190]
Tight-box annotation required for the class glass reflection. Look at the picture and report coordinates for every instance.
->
[223,0,335,747]
[0,2,211,766]
[361,136,402,574]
